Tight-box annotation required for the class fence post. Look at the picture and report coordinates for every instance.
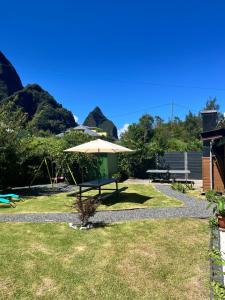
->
[184,152,188,181]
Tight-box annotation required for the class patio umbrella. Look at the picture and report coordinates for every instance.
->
[64,139,134,153]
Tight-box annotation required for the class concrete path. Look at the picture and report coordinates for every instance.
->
[0,184,212,223]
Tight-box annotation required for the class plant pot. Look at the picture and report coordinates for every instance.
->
[216,214,225,229]
[68,222,94,230]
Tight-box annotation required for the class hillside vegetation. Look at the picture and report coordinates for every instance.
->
[0,51,76,134]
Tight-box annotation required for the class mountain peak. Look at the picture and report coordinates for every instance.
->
[0,51,23,100]
[93,106,103,113]
[83,107,118,139]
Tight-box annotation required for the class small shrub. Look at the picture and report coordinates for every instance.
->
[209,248,225,266]
[209,249,225,299]
[185,182,194,190]
[211,281,225,300]
[171,182,187,193]
[206,189,218,202]
[112,170,128,182]
[73,196,100,227]
[209,216,218,229]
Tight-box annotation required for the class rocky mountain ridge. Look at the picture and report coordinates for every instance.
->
[83,106,118,139]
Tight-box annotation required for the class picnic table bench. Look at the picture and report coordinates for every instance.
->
[146,169,191,182]
[73,178,127,200]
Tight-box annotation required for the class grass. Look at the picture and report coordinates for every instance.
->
[0,218,209,299]
[185,188,206,200]
[170,183,206,200]
[0,183,182,213]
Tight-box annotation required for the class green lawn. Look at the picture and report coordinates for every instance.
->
[0,183,182,213]
[0,218,209,299]
[186,189,206,200]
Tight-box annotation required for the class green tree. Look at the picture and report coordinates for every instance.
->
[18,131,100,186]
[204,97,220,111]
[184,111,202,140]
[154,116,164,128]
[0,102,27,188]
[120,115,156,178]
[139,114,154,142]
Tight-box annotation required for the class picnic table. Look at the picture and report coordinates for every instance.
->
[76,178,127,200]
[146,169,191,182]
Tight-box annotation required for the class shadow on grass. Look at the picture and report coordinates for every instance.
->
[100,192,151,207]
[93,222,108,228]
[8,183,75,197]
[0,204,14,209]
[0,199,24,209]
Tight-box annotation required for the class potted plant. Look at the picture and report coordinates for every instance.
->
[207,191,225,229]
[215,197,225,229]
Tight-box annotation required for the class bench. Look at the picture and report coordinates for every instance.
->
[146,169,191,182]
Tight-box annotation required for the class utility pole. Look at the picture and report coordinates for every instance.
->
[171,101,174,123]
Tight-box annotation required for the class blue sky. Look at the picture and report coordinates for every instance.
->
[1,0,225,132]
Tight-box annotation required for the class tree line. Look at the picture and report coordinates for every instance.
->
[118,97,222,178]
[0,97,222,187]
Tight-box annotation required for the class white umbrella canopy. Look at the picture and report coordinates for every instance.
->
[64,139,134,153]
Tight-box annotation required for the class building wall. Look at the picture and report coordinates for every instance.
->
[213,158,225,193]
[99,154,118,178]
[107,154,118,177]
[202,156,225,192]
[202,157,211,191]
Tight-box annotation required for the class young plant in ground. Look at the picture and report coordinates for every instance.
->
[171,182,187,193]
[112,171,128,182]
[209,248,225,299]
[206,189,218,203]
[185,182,194,190]
[209,248,225,267]
[211,281,225,300]
[73,196,100,227]
[209,216,218,229]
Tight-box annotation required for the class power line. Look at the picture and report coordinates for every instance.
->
[173,102,200,113]
[109,102,201,120]
[1,62,225,91]
[111,79,225,92]
[171,101,174,122]
[109,103,171,118]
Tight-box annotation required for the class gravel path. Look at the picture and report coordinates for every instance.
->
[0,184,212,223]
[154,183,207,207]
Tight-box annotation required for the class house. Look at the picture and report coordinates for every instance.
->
[201,110,225,192]
[87,127,108,137]
[73,125,101,137]
[56,125,104,138]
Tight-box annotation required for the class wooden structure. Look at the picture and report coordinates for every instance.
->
[201,128,225,192]
[99,154,118,178]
